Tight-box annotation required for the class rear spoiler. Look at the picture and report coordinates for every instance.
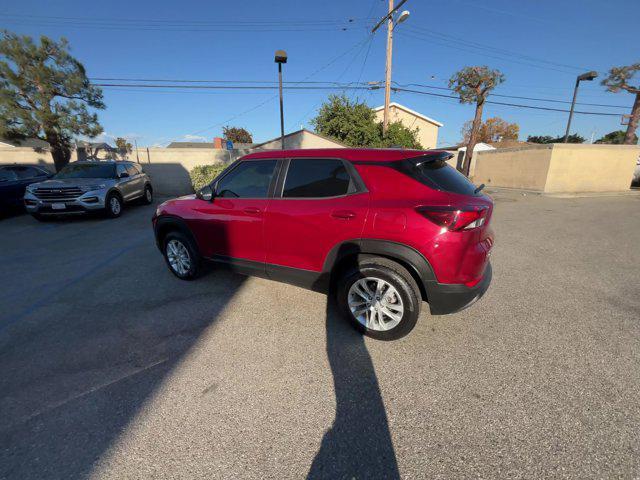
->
[408,151,454,167]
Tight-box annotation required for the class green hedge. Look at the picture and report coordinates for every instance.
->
[189,164,227,191]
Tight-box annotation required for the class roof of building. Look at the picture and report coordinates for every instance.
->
[0,137,50,149]
[251,128,347,149]
[167,141,257,149]
[77,141,117,151]
[167,142,215,149]
[373,102,443,127]
[244,148,446,162]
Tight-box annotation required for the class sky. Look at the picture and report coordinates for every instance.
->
[1,0,638,147]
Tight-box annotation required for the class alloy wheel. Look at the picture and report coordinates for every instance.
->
[110,196,121,215]
[166,239,191,276]
[348,277,404,331]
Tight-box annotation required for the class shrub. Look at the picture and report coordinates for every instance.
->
[189,163,227,191]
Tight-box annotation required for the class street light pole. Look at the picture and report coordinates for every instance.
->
[564,70,598,143]
[275,50,288,150]
[371,0,409,137]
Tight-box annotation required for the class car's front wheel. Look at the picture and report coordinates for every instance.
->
[163,231,201,280]
[337,257,421,340]
[105,192,123,218]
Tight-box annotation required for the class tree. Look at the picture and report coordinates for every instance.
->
[374,121,422,149]
[601,63,640,145]
[311,94,421,148]
[115,137,133,158]
[0,31,105,171]
[222,126,253,144]
[595,130,638,145]
[527,134,584,144]
[461,116,519,143]
[449,66,505,176]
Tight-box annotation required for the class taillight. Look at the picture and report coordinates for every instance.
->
[417,206,488,231]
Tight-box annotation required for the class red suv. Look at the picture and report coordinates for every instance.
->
[153,148,493,340]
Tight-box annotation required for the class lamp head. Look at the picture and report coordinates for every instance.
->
[396,10,410,24]
[274,50,288,64]
[578,71,598,82]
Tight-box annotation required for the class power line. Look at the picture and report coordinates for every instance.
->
[90,77,629,108]
[393,82,629,109]
[156,35,373,145]
[94,82,623,116]
[392,87,622,116]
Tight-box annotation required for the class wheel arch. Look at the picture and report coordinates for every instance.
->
[323,239,436,301]
[154,215,200,254]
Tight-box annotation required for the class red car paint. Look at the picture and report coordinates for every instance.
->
[154,148,494,289]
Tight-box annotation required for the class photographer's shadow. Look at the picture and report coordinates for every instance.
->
[307,293,400,479]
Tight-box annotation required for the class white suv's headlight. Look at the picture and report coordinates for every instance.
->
[80,184,106,192]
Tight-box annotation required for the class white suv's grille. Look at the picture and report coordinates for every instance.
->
[33,187,83,201]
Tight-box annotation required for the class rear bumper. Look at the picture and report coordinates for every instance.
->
[425,262,492,315]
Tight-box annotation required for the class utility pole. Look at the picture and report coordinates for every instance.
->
[371,0,409,137]
[383,0,394,136]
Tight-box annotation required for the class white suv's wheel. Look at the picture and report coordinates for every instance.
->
[105,193,122,218]
[142,185,153,204]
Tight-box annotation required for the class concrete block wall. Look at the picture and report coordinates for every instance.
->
[473,144,639,193]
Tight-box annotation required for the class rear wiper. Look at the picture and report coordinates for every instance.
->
[474,183,485,194]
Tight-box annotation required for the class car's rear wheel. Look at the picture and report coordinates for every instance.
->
[142,185,153,205]
[163,231,201,280]
[337,256,421,340]
[105,192,122,218]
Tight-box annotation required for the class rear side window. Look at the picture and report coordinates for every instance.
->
[0,169,18,182]
[409,157,480,196]
[215,160,276,198]
[283,159,351,198]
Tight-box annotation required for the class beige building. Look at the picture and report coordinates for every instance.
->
[373,102,442,149]
[251,128,345,150]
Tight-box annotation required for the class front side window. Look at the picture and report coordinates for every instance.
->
[116,164,128,177]
[283,159,351,198]
[126,164,139,176]
[215,160,276,198]
[55,163,116,179]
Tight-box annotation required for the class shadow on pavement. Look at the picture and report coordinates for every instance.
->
[0,206,245,479]
[308,259,400,479]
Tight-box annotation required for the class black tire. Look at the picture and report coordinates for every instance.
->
[104,192,123,218]
[337,256,421,340]
[163,231,201,280]
[141,185,153,205]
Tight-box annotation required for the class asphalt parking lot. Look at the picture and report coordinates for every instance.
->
[1,191,639,479]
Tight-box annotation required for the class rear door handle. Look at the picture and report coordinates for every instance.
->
[331,210,356,220]
[243,207,261,215]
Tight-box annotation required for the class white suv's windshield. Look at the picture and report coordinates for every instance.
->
[55,163,116,179]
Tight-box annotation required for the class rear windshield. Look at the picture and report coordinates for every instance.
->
[55,163,116,179]
[408,157,480,196]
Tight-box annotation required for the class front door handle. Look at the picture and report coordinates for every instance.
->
[243,207,261,215]
[331,210,356,220]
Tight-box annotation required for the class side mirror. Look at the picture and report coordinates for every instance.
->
[197,185,214,202]
[119,172,129,178]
